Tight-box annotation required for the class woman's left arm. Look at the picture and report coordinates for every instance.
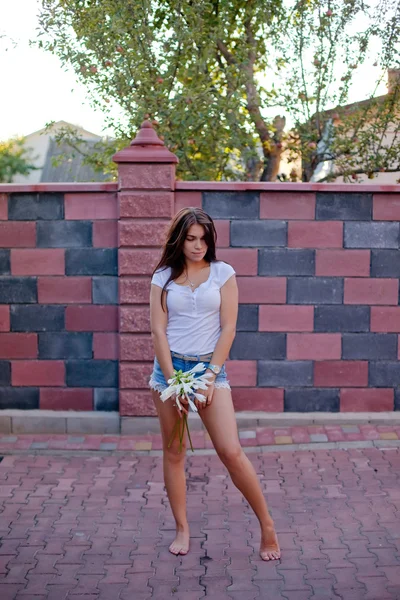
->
[199,275,238,408]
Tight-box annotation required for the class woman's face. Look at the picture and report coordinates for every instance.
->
[183,223,208,263]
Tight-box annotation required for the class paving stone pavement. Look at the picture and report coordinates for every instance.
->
[0,423,399,454]
[0,447,399,599]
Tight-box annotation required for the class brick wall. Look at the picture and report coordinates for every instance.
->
[1,125,400,418]
[0,186,119,412]
[175,185,400,414]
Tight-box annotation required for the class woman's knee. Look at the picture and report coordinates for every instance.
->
[163,442,186,464]
[217,444,244,470]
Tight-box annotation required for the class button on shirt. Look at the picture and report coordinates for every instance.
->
[151,261,236,355]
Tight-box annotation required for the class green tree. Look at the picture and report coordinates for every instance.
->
[0,138,37,183]
[37,0,400,181]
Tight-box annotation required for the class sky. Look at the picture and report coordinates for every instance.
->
[0,0,112,140]
[0,0,389,142]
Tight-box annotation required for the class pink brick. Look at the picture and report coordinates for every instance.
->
[64,193,117,219]
[237,277,286,304]
[120,335,154,361]
[120,278,150,304]
[316,250,370,277]
[0,306,10,331]
[225,361,257,387]
[38,277,92,304]
[373,193,400,220]
[340,388,394,412]
[214,220,230,247]
[65,306,118,331]
[40,388,93,410]
[120,390,156,416]
[119,220,168,247]
[288,221,343,248]
[344,278,398,305]
[232,388,284,412]
[174,191,202,212]
[216,249,257,275]
[11,249,65,275]
[0,333,37,358]
[93,221,118,247]
[0,193,7,219]
[371,307,400,332]
[119,249,161,275]
[287,333,341,360]
[93,333,119,359]
[120,362,153,389]
[0,222,36,247]
[120,306,150,332]
[12,361,65,386]
[120,191,173,218]
[260,192,315,220]
[314,361,368,387]
[259,305,313,331]
[118,163,175,190]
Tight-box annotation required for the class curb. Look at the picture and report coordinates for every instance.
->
[1,409,400,435]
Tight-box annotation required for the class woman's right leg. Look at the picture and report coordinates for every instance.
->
[152,390,189,555]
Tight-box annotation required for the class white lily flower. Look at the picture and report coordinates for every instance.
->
[189,362,207,374]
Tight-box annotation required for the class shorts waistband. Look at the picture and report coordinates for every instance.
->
[170,351,213,362]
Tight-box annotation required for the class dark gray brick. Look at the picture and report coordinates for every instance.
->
[8,193,64,220]
[259,249,314,276]
[39,333,93,359]
[94,388,119,411]
[66,249,117,276]
[259,361,313,387]
[0,387,39,410]
[92,277,118,304]
[284,389,339,412]
[342,334,397,359]
[0,250,10,275]
[37,221,92,248]
[371,250,400,277]
[395,388,400,411]
[203,191,259,219]
[0,361,10,385]
[314,306,370,332]
[11,305,64,332]
[66,360,118,387]
[316,192,372,221]
[231,221,287,247]
[237,305,258,331]
[370,362,400,387]
[288,278,343,304]
[344,222,399,248]
[230,333,285,360]
[0,278,37,304]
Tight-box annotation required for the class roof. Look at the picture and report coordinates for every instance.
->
[40,138,110,183]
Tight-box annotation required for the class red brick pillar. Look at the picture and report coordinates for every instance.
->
[113,121,178,416]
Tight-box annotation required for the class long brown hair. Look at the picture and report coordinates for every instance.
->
[153,207,217,305]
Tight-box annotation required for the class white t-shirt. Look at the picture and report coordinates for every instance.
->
[151,261,236,355]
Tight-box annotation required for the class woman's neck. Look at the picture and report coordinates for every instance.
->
[185,259,209,273]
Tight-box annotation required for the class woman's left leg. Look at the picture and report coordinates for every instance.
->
[199,387,280,561]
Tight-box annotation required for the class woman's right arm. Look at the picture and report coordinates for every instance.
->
[150,283,174,382]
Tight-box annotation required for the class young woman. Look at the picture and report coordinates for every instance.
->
[149,207,280,561]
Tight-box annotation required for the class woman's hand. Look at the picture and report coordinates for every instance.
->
[174,393,188,418]
[196,372,216,410]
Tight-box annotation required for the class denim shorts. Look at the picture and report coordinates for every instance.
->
[149,352,230,393]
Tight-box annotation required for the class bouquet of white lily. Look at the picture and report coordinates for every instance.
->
[160,362,213,452]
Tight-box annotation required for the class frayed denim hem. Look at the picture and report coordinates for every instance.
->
[149,379,168,393]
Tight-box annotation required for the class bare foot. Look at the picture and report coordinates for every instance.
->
[169,528,190,556]
[260,525,281,561]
